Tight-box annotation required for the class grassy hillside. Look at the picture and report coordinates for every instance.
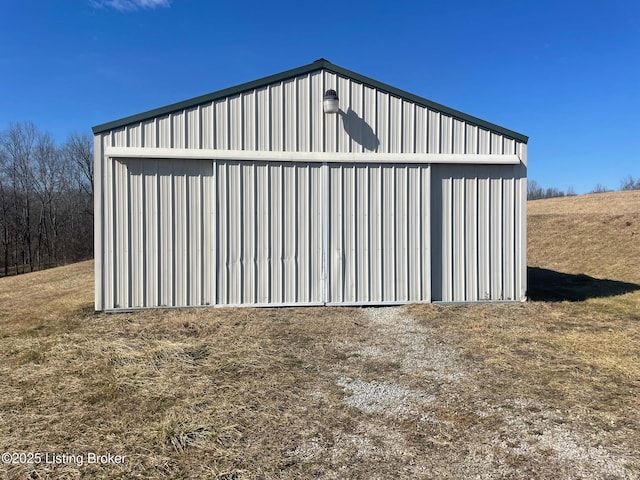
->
[0,193,638,479]
[529,190,640,283]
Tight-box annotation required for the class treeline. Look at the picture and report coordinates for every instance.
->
[0,122,93,277]
[528,176,640,200]
[527,180,576,200]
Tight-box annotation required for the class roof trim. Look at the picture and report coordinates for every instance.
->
[92,58,528,143]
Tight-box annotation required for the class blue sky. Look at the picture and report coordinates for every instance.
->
[1,0,638,194]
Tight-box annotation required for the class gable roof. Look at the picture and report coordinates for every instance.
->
[92,59,528,143]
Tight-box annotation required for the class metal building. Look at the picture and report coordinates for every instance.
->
[93,59,528,311]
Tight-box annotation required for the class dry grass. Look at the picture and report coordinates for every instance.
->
[1,192,639,479]
[528,190,640,283]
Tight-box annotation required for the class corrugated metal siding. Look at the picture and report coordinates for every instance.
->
[215,161,324,306]
[101,157,432,309]
[111,70,518,157]
[328,163,430,304]
[106,158,326,309]
[95,66,527,310]
[108,158,214,309]
[430,162,526,302]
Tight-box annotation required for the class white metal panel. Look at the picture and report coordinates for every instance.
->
[349,81,364,153]
[415,107,427,154]
[363,85,376,153]
[297,75,310,152]
[310,71,323,152]
[402,101,415,154]
[324,72,338,152]
[172,111,185,148]
[106,159,214,309]
[113,158,129,308]
[283,79,297,152]
[440,170,452,300]
[490,171,503,299]
[465,170,479,301]
[338,76,351,152]
[215,161,324,306]
[452,174,465,300]
[201,103,214,149]
[382,165,395,301]
[490,132,503,155]
[372,165,384,301]
[395,165,408,301]
[129,159,143,307]
[478,128,490,154]
[376,91,389,153]
[127,123,141,148]
[186,107,199,149]
[441,115,452,154]
[503,174,515,300]
[328,163,430,304]
[389,96,402,154]
[215,100,228,149]
[283,164,297,301]
[242,163,255,303]
[157,116,170,148]
[466,124,478,154]
[142,119,156,148]
[478,168,491,299]
[142,159,158,307]
[256,87,269,150]
[453,119,465,154]
[270,83,283,152]
[329,165,342,302]
[98,67,524,160]
[428,110,440,153]
[431,163,526,302]
[113,128,126,148]
[229,95,242,150]
[408,165,424,300]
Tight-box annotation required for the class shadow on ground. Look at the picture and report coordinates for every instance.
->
[527,267,640,302]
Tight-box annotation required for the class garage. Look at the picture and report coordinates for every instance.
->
[93,59,527,310]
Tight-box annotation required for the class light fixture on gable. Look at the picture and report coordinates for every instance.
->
[323,89,339,114]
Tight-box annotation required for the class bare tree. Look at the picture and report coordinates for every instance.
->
[527,180,543,200]
[591,184,610,194]
[64,132,93,198]
[527,180,568,200]
[620,175,640,191]
[33,132,70,268]
[1,122,39,273]
[0,149,10,276]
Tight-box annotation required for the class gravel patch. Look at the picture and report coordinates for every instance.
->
[360,306,468,381]
[333,306,472,419]
[337,377,433,416]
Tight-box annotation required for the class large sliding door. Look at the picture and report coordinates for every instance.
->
[110,158,431,309]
